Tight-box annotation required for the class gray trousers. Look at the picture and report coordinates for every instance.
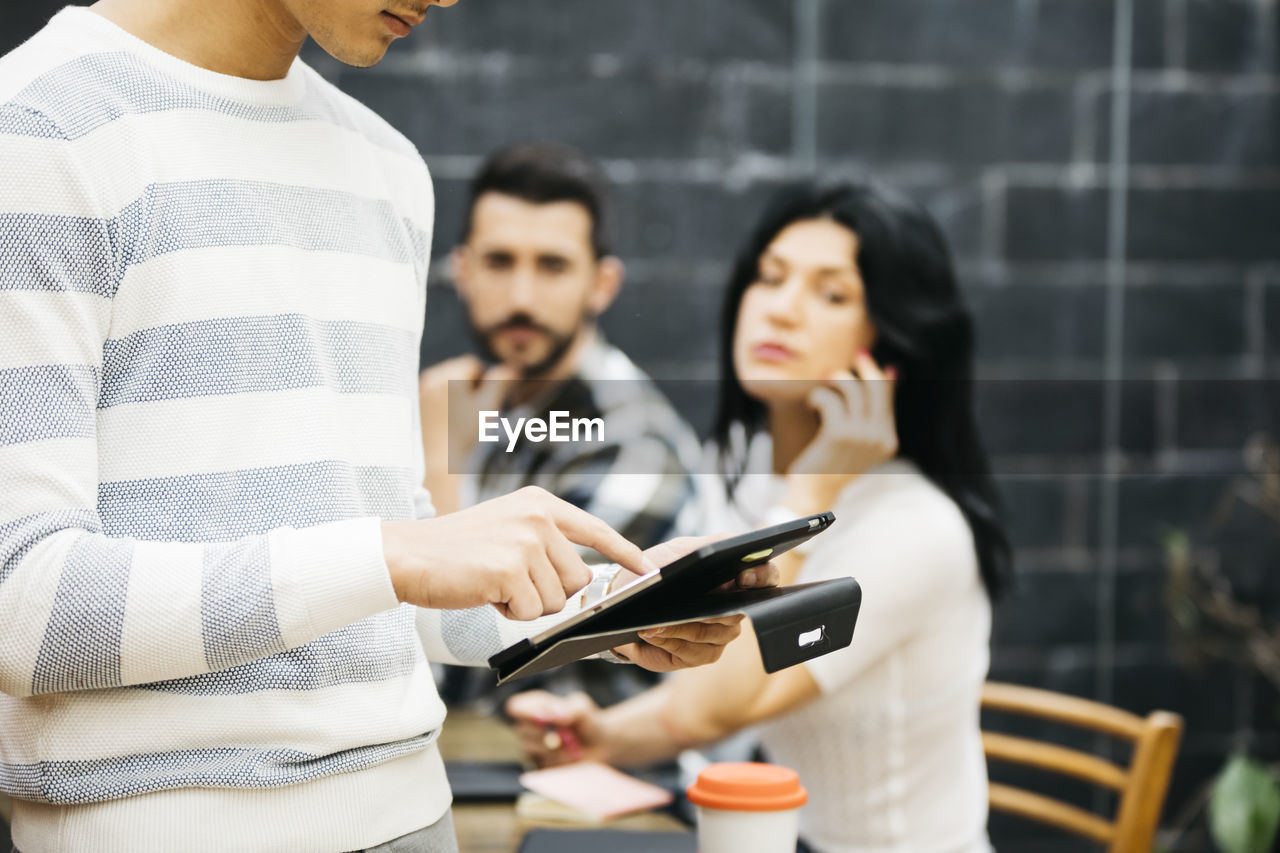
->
[10,808,458,853]
[349,811,459,853]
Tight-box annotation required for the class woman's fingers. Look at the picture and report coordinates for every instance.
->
[830,368,870,419]
[640,617,744,646]
[852,351,891,422]
[611,613,745,673]
[807,384,848,428]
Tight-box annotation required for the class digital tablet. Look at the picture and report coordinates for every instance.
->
[488,511,842,684]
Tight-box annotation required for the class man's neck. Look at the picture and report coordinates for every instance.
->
[90,0,306,80]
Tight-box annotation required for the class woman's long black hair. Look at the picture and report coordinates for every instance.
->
[713,180,1012,601]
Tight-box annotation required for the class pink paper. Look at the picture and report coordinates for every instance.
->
[519,761,674,820]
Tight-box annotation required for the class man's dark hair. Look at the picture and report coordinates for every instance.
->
[460,142,613,258]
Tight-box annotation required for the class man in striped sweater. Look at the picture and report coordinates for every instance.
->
[0,2,770,851]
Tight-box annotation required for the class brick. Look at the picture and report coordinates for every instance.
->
[412,0,794,63]
[992,568,1099,648]
[1114,565,1174,646]
[1174,378,1280,450]
[1130,0,1175,70]
[1123,283,1249,362]
[1127,188,1280,264]
[818,0,1164,71]
[988,648,1097,688]
[428,176,469,259]
[1138,501,1280,610]
[1111,659,1241,735]
[337,65,726,159]
[814,81,1074,166]
[994,476,1070,549]
[989,814,1103,850]
[0,0,70,55]
[740,79,793,156]
[419,284,473,368]
[1268,281,1280,363]
[1004,186,1109,262]
[1163,744,1249,830]
[919,185,988,262]
[1116,474,1241,548]
[968,283,1106,364]
[1254,676,1280,734]
[600,275,722,372]
[612,180,785,263]
[1185,0,1277,74]
[1120,378,1158,456]
[1124,90,1280,168]
[976,379,1106,457]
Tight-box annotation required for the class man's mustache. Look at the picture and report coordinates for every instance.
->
[483,316,554,338]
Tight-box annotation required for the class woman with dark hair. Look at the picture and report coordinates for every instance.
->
[507,180,1011,853]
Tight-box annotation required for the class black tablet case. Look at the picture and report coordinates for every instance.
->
[443,760,526,801]
[491,577,861,685]
[517,828,697,853]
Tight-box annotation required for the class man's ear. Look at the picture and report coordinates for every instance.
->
[587,256,624,316]
[449,245,469,297]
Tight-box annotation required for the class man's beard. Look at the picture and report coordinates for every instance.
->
[469,312,582,379]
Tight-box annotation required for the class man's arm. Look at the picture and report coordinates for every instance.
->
[0,107,422,697]
[407,532,771,671]
[0,113,649,698]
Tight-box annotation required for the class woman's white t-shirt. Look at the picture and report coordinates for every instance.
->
[700,447,992,853]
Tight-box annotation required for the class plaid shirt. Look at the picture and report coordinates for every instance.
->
[463,336,703,557]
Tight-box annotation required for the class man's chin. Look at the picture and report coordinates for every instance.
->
[314,38,393,68]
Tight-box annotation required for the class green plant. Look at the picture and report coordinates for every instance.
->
[1160,434,1280,853]
[1208,755,1280,853]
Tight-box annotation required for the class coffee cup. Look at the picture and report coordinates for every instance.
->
[686,761,807,853]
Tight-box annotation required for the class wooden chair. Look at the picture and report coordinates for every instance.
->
[981,681,1184,852]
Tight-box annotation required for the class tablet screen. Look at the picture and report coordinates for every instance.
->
[522,512,834,649]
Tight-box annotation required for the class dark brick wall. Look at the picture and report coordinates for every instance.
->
[5,2,1279,849]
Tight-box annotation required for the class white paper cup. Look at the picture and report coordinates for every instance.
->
[687,762,807,853]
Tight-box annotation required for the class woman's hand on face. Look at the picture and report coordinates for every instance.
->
[506,690,605,767]
[785,351,898,508]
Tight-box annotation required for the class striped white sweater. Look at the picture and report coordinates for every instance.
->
[0,8,580,852]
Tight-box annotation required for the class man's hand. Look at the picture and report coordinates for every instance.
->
[382,486,655,620]
[607,534,780,672]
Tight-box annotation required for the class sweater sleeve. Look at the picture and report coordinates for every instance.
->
[0,109,400,698]
[411,563,619,667]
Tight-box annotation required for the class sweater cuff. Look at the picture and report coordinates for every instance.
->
[271,517,400,647]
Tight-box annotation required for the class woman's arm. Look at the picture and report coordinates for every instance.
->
[509,617,821,768]
[644,618,822,759]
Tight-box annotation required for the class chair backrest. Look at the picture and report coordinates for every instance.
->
[981,681,1184,853]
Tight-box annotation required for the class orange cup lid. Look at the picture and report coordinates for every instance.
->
[686,762,808,812]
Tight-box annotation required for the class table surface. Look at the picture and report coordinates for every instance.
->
[438,710,689,853]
